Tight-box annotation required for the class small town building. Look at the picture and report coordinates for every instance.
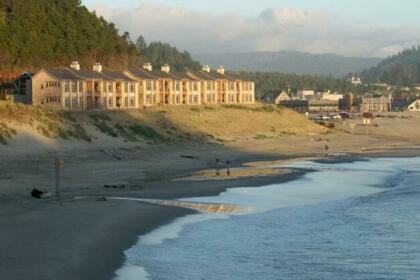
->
[308,100,340,113]
[274,91,291,104]
[349,76,362,85]
[296,90,315,100]
[360,95,392,112]
[322,92,343,101]
[408,99,420,111]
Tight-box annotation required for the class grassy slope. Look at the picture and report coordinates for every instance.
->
[0,101,326,146]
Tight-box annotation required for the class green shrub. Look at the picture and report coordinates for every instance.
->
[114,123,138,142]
[70,123,92,142]
[129,124,165,141]
[95,121,118,137]
[90,112,111,122]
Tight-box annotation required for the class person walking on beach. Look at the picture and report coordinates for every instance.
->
[226,160,231,176]
[216,158,222,176]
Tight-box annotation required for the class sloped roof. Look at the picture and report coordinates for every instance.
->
[149,70,177,80]
[127,68,156,80]
[170,71,199,81]
[224,72,248,81]
[187,70,218,81]
[73,70,112,80]
[44,68,82,80]
[103,71,136,82]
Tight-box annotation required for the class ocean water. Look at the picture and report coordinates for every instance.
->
[115,157,420,280]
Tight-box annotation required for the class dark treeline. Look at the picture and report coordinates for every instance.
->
[241,71,363,101]
[0,0,201,73]
[360,46,420,86]
[0,0,140,70]
[136,36,201,72]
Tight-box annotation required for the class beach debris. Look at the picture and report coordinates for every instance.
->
[31,188,52,199]
[112,154,123,161]
[180,155,199,160]
[103,182,126,189]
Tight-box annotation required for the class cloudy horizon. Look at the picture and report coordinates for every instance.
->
[87,1,420,58]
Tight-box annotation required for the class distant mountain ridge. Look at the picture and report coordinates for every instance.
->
[194,51,381,78]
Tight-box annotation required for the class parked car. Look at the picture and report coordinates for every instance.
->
[362,112,375,119]
[330,114,342,120]
[339,112,351,119]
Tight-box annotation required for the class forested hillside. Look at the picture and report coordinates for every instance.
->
[0,0,140,70]
[136,37,201,72]
[360,46,420,86]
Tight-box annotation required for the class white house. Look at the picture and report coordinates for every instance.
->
[408,99,420,111]
[274,91,291,104]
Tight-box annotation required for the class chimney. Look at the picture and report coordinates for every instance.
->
[70,61,80,71]
[202,65,210,73]
[93,62,103,73]
[216,66,225,75]
[161,64,170,73]
[143,62,152,71]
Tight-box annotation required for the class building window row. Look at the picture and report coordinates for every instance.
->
[64,97,84,109]
[46,81,61,88]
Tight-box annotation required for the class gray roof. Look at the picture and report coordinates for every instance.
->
[170,71,198,81]
[127,68,156,80]
[103,71,136,82]
[73,70,112,80]
[149,70,176,80]
[224,72,248,81]
[44,68,82,80]
[187,71,218,81]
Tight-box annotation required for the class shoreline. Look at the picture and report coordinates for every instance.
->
[1,148,420,280]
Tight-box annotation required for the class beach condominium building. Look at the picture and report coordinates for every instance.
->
[22,62,255,110]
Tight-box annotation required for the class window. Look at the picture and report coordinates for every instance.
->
[108,98,113,107]
[65,98,70,108]
[129,98,135,107]
[207,82,211,91]
[108,83,113,93]
[124,97,129,107]
[124,82,129,93]
[79,82,84,92]
[79,97,84,108]
[146,81,152,91]
[193,82,198,91]
[71,82,77,93]
[46,97,60,103]
[71,97,78,107]
[176,82,180,91]
[130,83,135,93]
[64,82,69,92]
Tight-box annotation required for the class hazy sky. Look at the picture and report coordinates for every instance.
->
[84,0,420,57]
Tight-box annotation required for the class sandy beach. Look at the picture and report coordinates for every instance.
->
[1,110,420,280]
